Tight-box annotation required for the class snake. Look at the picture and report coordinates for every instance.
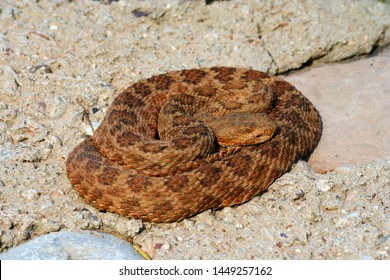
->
[66,67,322,223]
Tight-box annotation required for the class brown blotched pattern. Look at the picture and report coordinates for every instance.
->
[180,68,208,84]
[66,67,322,222]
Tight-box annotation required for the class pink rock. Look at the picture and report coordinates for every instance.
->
[284,49,390,173]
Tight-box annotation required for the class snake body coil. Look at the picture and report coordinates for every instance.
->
[66,67,322,222]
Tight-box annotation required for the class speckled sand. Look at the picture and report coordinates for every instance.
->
[0,0,389,259]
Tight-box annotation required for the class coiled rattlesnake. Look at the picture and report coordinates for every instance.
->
[66,67,322,222]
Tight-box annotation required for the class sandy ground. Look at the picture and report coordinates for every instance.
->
[0,0,389,259]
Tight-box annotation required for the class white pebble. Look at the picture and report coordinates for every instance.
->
[51,96,68,119]
[316,179,334,192]
[21,189,39,200]
[84,121,100,136]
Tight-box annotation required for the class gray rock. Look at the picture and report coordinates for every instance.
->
[0,231,144,260]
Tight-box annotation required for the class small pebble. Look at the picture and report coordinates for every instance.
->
[21,189,39,200]
[51,96,68,119]
[347,211,360,218]
[176,236,183,242]
[316,179,334,192]
[84,121,100,136]
[0,149,12,161]
[29,64,53,74]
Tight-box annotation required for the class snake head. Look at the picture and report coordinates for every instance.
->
[200,112,277,147]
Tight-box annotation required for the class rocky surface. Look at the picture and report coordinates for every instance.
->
[0,0,389,259]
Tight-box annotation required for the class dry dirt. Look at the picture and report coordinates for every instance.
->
[0,0,389,259]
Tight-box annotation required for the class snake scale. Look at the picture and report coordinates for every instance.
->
[66,67,322,222]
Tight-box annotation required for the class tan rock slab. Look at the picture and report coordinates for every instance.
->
[284,49,390,173]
